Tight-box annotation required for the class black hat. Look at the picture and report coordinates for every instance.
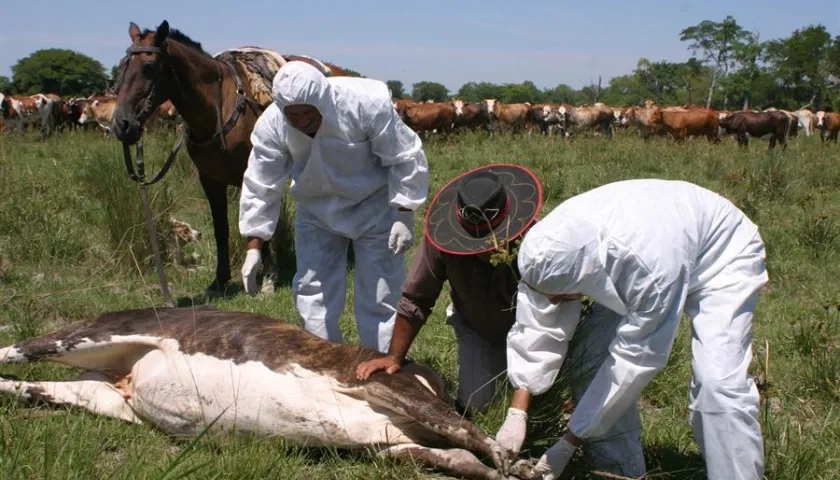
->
[425,164,543,255]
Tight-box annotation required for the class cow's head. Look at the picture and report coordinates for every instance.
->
[0,93,7,118]
[453,99,464,116]
[112,20,173,145]
[482,99,498,118]
[816,111,826,128]
[612,108,625,125]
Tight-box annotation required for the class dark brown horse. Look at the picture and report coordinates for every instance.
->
[112,20,352,296]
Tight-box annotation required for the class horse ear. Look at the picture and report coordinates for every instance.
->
[129,22,141,42]
[156,20,170,43]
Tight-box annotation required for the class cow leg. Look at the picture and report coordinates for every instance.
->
[198,173,232,296]
[378,444,513,480]
[362,374,503,469]
[0,373,142,424]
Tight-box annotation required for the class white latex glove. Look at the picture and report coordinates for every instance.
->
[530,437,577,480]
[241,248,261,295]
[495,407,528,457]
[388,209,414,255]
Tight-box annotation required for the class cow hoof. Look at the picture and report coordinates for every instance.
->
[260,282,275,296]
[509,458,540,480]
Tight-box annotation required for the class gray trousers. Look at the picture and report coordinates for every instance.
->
[446,303,647,477]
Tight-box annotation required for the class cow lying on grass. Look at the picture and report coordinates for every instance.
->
[0,306,540,480]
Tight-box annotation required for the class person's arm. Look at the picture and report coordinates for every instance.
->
[493,282,583,460]
[366,98,429,213]
[238,108,294,244]
[506,282,583,398]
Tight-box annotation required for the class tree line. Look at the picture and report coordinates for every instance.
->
[2,16,839,112]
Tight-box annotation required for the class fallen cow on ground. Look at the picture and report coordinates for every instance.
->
[0,306,538,480]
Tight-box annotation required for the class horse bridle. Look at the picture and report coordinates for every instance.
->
[116,40,266,186]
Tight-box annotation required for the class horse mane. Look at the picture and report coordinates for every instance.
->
[139,27,212,58]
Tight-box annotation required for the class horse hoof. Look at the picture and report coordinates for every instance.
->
[205,280,229,298]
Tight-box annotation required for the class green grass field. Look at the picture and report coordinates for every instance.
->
[1,126,839,480]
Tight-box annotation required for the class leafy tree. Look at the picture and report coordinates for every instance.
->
[764,25,835,109]
[110,65,120,81]
[386,80,406,98]
[499,81,542,103]
[456,82,503,102]
[12,49,108,96]
[680,16,753,107]
[411,81,449,102]
[545,84,577,104]
[0,75,11,93]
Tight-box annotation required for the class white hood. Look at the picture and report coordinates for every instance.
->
[271,61,342,137]
[517,215,630,317]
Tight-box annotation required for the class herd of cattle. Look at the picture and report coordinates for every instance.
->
[395,97,840,149]
[0,91,179,137]
[2,89,840,150]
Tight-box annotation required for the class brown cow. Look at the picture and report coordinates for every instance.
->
[815,111,840,144]
[658,108,721,143]
[402,101,456,135]
[391,98,416,122]
[483,99,531,133]
[718,110,790,150]
[763,107,799,139]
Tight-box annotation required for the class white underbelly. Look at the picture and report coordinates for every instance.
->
[126,350,424,447]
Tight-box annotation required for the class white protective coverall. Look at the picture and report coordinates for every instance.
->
[239,62,429,352]
[508,178,768,480]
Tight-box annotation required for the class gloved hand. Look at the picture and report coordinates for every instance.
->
[495,407,528,456]
[241,248,261,295]
[388,209,414,255]
[530,437,577,480]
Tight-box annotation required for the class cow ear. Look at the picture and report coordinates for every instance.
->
[156,20,170,44]
[129,22,141,42]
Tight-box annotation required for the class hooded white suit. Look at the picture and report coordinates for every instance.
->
[239,62,429,352]
[508,179,767,480]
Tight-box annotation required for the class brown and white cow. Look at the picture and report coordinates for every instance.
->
[815,110,840,144]
[718,110,790,150]
[0,93,48,134]
[482,99,531,133]
[452,99,489,132]
[558,103,615,138]
[529,103,563,135]
[79,96,118,136]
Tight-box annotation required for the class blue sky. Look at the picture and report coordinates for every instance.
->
[1,0,838,93]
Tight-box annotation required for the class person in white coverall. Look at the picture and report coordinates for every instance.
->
[494,179,768,480]
[238,61,430,353]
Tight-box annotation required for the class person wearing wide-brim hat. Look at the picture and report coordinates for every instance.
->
[355,164,646,478]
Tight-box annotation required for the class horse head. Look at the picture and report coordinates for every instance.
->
[112,20,175,145]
